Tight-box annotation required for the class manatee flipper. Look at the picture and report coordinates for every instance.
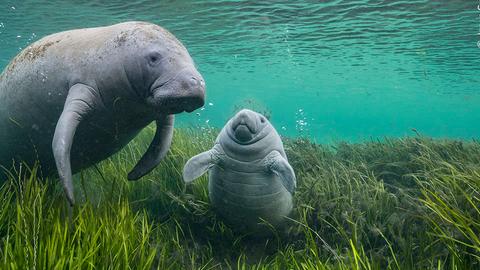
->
[127,114,174,180]
[183,145,222,183]
[52,83,102,206]
[265,151,296,194]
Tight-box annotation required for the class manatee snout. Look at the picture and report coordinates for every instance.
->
[149,69,205,113]
[231,109,260,142]
[179,71,205,112]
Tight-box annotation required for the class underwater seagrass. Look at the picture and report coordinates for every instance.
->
[183,109,296,231]
[0,21,205,205]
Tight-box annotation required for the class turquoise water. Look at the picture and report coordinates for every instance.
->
[1,0,479,142]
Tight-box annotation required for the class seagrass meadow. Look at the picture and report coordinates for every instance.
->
[0,126,478,269]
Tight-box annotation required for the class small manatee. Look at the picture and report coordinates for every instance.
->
[183,109,296,231]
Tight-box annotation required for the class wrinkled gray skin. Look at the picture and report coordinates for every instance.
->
[0,21,205,205]
[183,109,296,231]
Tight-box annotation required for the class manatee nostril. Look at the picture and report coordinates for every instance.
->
[189,77,199,86]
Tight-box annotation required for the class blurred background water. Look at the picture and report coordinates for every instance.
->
[0,0,478,142]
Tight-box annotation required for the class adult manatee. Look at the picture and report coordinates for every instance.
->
[183,109,296,231]
[0,21,205,205]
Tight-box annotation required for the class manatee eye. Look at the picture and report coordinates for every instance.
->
[260,117,266,123]
[147,52,162,65]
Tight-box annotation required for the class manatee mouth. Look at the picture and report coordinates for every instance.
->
[231,110,259,143]
[147,77,205,114]
[234,124,254,142]
[148,94,202,114]
[227,109,271,145]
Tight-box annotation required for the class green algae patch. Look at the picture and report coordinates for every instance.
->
[0,127,479,269]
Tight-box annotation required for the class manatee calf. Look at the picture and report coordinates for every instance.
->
[183,109,296,230]
[0,21,205,205]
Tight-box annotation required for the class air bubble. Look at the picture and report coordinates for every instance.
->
[295,108,310,134]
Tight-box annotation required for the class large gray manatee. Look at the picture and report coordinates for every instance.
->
[183,109,296,231]
[0,21,205,205]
